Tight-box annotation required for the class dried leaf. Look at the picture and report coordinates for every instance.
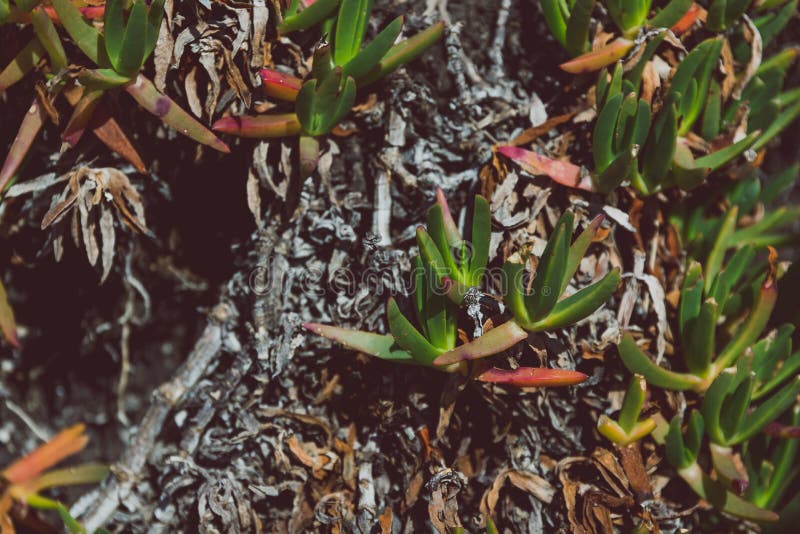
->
[99,205,115,283]
[0,278,19,348]
[481,468,555,520]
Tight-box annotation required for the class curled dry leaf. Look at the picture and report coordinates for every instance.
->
[481,468,555,519]
[38,168,149,283]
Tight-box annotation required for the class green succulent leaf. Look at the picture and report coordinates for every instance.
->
[278,0,341,34]
[684,299,717,375]
[30,7,67,70]
[502,260,533,328]
[625,30,666,92]
[50,0,105,65]
[679,262,704,340]
[296,69,356,136]
[303,323,414,362]
[538,0,568,47]
[562,214,603,295]
[737,377,800,443]
[529,269,620,331]
[528,212,572,320]
[695,131,760,171]
[619,374,648,433]
[359,21,444,85]
[104,0,125,68]
[334,0,374,65]
[0,38,46,91]
[648,0,693,27]
[618,334,704,390]
[387,297,443,366]
[468,195,491,287]
[565,0,595,57]
[342,16,403,81]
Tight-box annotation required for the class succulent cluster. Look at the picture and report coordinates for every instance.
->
[502,0,799,196]
[1,425,108,533]
[0,0,231,196]
[306,190,619,389]
[212,0,444,178]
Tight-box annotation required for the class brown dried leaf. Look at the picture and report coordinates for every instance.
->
[481,468,555,519]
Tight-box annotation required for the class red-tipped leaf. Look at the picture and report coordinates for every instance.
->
[0,98,46,194]
[560,38,635,74]
[476,367,588,387]
[125,74,230,153]
[259,68,302,102]
[212,114,302,138]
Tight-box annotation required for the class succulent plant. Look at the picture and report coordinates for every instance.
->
[597,374,657,446]
[212,0,443,178]
[701,346,800,493]
[305,193,598,389]
[539,0,692,73]
[0,0,229,196]
[0,424,108,533]
[743,405,800,515]
[670,165,800,262]
[660,322,800,521]
[665,410,779,522]
[432,210,620,367]
[415,190,491,304]
[618,243,778,392]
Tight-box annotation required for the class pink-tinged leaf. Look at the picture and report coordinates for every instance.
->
[0,278,19,348]
[125,74,230,153]
[2,425,88,485]
[302,322,415,362]
[432,320,529,366]
[476,367,588,387]
[560,38,635,74]
[0,98,46,194]
[88,104,148,174]
[62,87,104,146]
[434,187,461,246]
[212,113,302,138]
[259,68,302,102]
[671,3,704,35]
[0,38,46,92]
[498,145,595,191]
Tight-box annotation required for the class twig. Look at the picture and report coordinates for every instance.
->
[74,302,236,531]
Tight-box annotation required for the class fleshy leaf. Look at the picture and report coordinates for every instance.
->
[618,334,704,391]
[359,21,444,85]
[0,38,46,91]
[333,0,374,66]
[387,298,443,367]
[278,0,340,34]
[125,74,230,152]
[0,97,46,195]
[476,366,587,387]
[212,114,302,138]
[259,68,302,102]
[302,322,414,362]
[432,320,529,366]
[529,269,620,331]
[560,38,635,74]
